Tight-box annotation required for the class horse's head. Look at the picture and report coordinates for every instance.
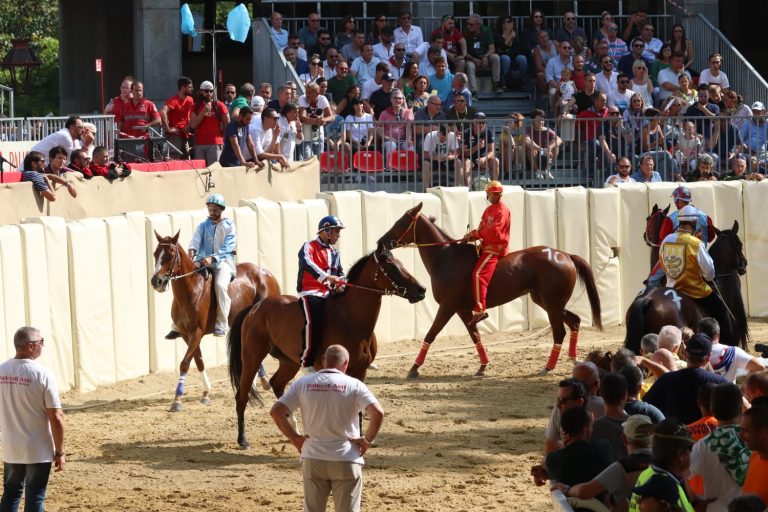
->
[151,230,181,292]
[377,202,424,250]
[372,248,426,303]
[711,220,747,276]
[644,203,670,247]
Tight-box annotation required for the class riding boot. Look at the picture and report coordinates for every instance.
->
[165,330,182,340]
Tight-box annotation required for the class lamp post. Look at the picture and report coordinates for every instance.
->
[1,39,41,94]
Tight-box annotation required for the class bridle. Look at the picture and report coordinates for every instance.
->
[343,251,410,298]
[155,242,208,282]
[643,209,665,248]
[710,231,747,278]
[387,211,461,249]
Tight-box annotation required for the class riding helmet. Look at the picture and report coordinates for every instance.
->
[485,180,504,194]
[672,186,692,203]
[677,204,700,224]
[206,193,226,210]
[317,215,345,233]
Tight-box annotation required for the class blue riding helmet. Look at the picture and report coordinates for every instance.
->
[317,215,345,233]
[206,193,226,210]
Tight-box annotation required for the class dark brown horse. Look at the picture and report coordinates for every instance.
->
[377,203,603,378]
[151,231,281,412]
[624,221,749,353]
[644,203,670,270]
[228,247,426,448]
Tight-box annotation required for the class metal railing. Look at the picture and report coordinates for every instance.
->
[0,115,116,149]
[316,113,762,193]
[0,85,14,118]
[253,18,306,97]
[681,14,768,106]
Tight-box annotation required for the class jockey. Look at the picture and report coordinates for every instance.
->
[463,180,511,326]
[659,204,733,344]
[648,186,715,287]
[297,215,346,372]
[188,193,237,337]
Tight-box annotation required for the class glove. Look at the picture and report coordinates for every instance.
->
[119,167,131,178]
[107,166,119,180]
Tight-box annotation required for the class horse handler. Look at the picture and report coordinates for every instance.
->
[270,345,384,512]
[463,180,511,327]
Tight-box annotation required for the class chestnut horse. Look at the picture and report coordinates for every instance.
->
[625,221,749,353]
[228,247,426,449]
[377,203,603,378]
[643,203,670,271]
[151,231,280,412]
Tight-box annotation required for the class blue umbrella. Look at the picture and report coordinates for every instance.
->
[180,3,197,37]
[227,4,251,43]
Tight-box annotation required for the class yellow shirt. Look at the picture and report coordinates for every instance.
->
[659,231,715,299]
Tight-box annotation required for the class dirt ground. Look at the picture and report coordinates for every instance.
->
[19,321,768,511]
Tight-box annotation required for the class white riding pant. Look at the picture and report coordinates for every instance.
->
[213,266,234,331]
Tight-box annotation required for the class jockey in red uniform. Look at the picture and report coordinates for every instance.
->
[464,181,511,326]
[297,215,346,372]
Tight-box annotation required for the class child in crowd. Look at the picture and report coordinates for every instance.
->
[557,67,576,117]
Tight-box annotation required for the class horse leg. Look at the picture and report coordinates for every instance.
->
[171,333,202,412]
[529,293,568,374]
[562,309,581,363]
[407,305,456,380]
[235,356,260,449]
[456,310,490,377]
[192,347,212,406]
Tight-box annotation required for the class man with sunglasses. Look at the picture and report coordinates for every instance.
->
[189,80,230,165]
[393,11,424,57]
[618,38,651,79]
[554,11,587,44]
[607,73,634,113]
[297,12,325,49]
[387,43,411,81]
[463,14,503,95]
[432,15,466,73]
[545,39,573,110]
[0,326,66,512]
[372,26,395,61]
[639,23,663,62]
[307,29,333,61]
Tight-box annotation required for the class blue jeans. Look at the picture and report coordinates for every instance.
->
[500,55,529,80]
[1,462,51,512]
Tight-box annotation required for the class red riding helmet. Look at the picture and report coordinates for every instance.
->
[671,186,692,203]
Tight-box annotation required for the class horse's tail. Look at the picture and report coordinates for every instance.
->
[228,303,255,395]
[571,254,603,331]
[624,293,652,354]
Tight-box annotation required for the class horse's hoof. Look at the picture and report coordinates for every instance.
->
[474,370,486,378]
[536,367,552,376]
[368,362,379,370]
[201,396,211,406]
[406,369,420,380]
[238,440,250,450]
[259,377,272,391]
[170,401,183,412]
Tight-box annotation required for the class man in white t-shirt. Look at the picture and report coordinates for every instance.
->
[605,157,637,185]
[607,73,634,113]
[0,326,66,511]
[271,345,384,512]
[277,102,304,162]
[350,44,381,86]
[422,124,458,189]
[29,115,84,163]
[657,53,690,102]
[698,53,730,90]
[253,108,289,168]
[698,317,764,382]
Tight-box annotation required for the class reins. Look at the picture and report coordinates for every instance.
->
[338,252,409,297]
[157,242,210,282]
[394,212,463,248]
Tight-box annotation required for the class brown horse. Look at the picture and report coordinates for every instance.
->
[228,247,426,449]
[644,203,670,270]
[151,231,280,412]
[377,203,603,378]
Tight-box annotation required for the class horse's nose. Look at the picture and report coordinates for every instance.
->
[409,285,427,303]
[151,275,161,289]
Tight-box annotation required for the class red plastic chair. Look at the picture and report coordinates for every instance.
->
[319,151,350,173]
[352,150,385,173]
[387,150,420,172]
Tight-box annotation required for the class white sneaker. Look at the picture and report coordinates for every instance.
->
[534,171,544,179]
[544,170,555,179]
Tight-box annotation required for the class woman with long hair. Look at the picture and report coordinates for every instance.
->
[630,60,654,108]
[335,15,357,49]
[592,11,614,51]
[397,61,420,97]
[522,9,553,54]
[651,43,672,87]
[722,90,753,131]
[495,16,528,87]
[366,15,388,45]
[668,23,694,72]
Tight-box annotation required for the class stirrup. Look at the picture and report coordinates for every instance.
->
[468,312,488,326]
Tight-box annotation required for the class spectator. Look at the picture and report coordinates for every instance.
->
[591,11,614,51]
[269,11,288,49]
[372,26,395,61]
[104,76,133,116]
[605,24,629,63]
[630,60,654,108]
[387,43,411,81]
[432,15,466,73]
[267,84,292,113]
[599,106,634,168]
[633,154,663,183]
[393,11,423,56]
[686,83,720,137]
[722,155,763,181]
[300,56,325,86]
[366,15,388,46]
[160,76,195,159]
[406,75,430,112]
[360,62,389,101]
[652,44,673,88]
[544,407,613,486]
[350,44,381,87]
[445,94,476,136]
[522,10,553,55]
[740,400,768,504]
[422,123,459,189]
[526,109,561,179]
[658,325,683,358]
[690,383,749,509]
[570,55,586,92]
[632,473,688,512]
[577,91,609,161]
[278,102,303,162]
[744,373,768,403]
[67,149,90,175]
[397,61,421,98]
[605,157,636,185]
[44,146,73,177]
[335,15,357,49]
[533,30,559,96]
[638,24,663,62]
[461,112,499,185]
[298,82,334,159]
[494,16,527,88]
[229,82,255,117]
[669,24,695,72]
[728,495,766,512]
[253,108,289,168]
[618,39,651,79]
[499,112,530,175]
[428,57,453,102]
[738,102,768,158]
[699,53,730,90]
[660,54,693,105]
[621,365,665,423]
[699,317,765,382]
[644,333,729,424]
[188,81,229,165]
[464,14,503,95]
[556,67,576,117]
[79,122,96,159]
[323,48,340,80]
[341,30,366,64]
[588,40,611,75]
[595,54,618,95]
[284,46,309,76]
[623,8,648,42]
[0,326,66,512]
[21,150,76,201]
[219,106,258,168]
[686,152,719,182]
[553,414,654,508]
[688,384,718,442]
[287,34,308,62]
[221,84,237,110]
[591,373,630,460]
[29,115,84,163]
[242,96,265,161]
[269,345,384,512]
[338,84,365,118]
[258,82,273,103]
[86,145,131,180]
[640,108,668,157]
[575,73,598,113]
[297,13,325,49]
[571,36,591,62]
[367,75,396,119]
[545,40,574,110]
[326,61,357,105]
[414,94,446,144]
[607,73,634,113]
[675,120,703,174]
[554,11,587,44]
[416,41,444,78]
[723,90,753,131]
[444,73,472,112]
[377,88,414,159]
[117,81,161,138]
[709,83,725,110]
[674,73,699,106]
[341,98,374,155]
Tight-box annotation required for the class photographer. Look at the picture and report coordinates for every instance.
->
[85,146,132,180]
[188,81,230,166]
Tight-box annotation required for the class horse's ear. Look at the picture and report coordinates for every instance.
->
[732,220,739,234]
[651,203,658,213]
[154,230,163,242]
[663,204,670,215]
[411,202,423,215]
[714,226,721,237]
[171,230,180,244]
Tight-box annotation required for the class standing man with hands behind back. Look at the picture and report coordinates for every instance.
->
[0,326,66,512]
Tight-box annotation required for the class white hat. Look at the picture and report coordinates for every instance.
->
[751,101,765,111]
[678,204,700,223]
[251,96,265,109]
[200,80,215,91]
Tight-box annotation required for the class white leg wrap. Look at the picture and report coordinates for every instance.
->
[201,369,212,393]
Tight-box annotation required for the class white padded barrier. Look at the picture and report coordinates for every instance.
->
[468,191,501,334]
[588,188,622,327]
[280,201,310,299]
[145,213,177,373]
[617,185,649,314]
[232,206,259,266]
[556,187,593,327]
[0,226,26,362]
[498,185,528,333]
[67,218,116,392]
[525,189,557,327]
[242,198,285,292]
[22,217,75,391]
[105,212,150,381]
[743,181,768,316]
[301,199,330,237]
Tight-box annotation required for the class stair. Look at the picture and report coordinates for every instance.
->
[472,90,534,118]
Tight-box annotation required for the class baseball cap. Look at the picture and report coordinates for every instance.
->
[622,415,654,442]
[382,72,396,82]
[685,333,712,357]
[633,474,681,504]
[251,96,265,108]
[751,101,765,111]
[474,112,487,120]
[200,80,215,91]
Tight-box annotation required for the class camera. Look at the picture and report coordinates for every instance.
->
[755,343,768,357]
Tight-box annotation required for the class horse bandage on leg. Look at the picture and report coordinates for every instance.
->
[474,341,490,365]
[568,331,578,359]
[415,342,431,366]
[201,369,212,393]
[546,345,562,371]
[175,372,187,396]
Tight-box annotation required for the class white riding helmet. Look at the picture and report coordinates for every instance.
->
[677,204,699,224]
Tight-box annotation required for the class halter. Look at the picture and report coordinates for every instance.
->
[343,251,410,298]
[156,242,208,282]
[643,209,666,248]
[391,211,461,249]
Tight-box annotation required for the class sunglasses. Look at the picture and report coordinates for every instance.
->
[561,46,571,51]
[607,27,617,32]
[310,62,321,66]
[608,112,620,116]
[29,338,45,346]
[395,48,406,52]
[633,44,644,48]
[565,17,575,21]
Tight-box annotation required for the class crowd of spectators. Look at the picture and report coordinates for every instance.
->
[530,317,768,510]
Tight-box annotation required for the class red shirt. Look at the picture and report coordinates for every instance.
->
[432,27,463,55]
[572,70,586,91]
[111,96,128,118]
[475,201,511,256]
[119,98,160,137]
[193,100,227,145]
[297,238,344,298]
[576,107,607,141]
[164,94,194,137]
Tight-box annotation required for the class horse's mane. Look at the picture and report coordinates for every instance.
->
[427,215,453,242]
[345,249,391,283]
